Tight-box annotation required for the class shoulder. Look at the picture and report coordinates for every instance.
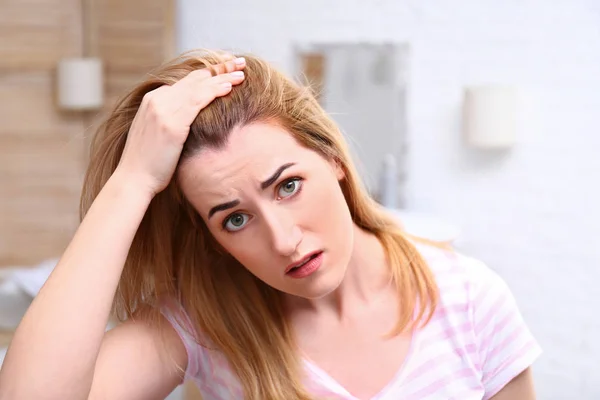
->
[159,299,245,397]
[414,241,505,306]
[414,241,542,398]
[414,241,530,336]
[88,307,189,399]
[158,300,204,379]
[116,305,189,368]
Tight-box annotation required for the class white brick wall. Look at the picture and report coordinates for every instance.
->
[177,1,600,398]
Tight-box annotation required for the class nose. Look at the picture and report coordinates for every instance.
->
[263,208,302,257]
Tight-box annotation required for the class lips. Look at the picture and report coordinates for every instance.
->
[285,250,323,274]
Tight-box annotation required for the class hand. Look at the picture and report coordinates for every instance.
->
[115,57,246,197]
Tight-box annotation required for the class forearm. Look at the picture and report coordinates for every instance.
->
[0,171,152,398]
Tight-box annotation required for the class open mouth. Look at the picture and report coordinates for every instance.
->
[288,252,319,272]
[286,251,323,278]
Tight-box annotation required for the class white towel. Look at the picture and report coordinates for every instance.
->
[0,259,57,330]
[0,346,7,369]
[10,259,58,298]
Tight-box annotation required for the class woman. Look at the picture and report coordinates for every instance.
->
[0,50,541,400]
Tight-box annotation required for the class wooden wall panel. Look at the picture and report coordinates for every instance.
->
[0,0,82,70]
[0,0,85,266]
[91,0,175,74]
[0,73,84,134]
[0,0,175,266]
[86,0,176,150]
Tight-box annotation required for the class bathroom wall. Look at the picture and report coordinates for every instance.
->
[177,0,600,398]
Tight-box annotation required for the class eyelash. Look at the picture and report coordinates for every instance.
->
[221,176,304,232]
[277,176,304,199]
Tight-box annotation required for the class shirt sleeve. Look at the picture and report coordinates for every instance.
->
[160,301,202,379]
[467,258,543,399]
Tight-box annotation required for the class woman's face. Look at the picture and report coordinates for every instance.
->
[178,122,355,299]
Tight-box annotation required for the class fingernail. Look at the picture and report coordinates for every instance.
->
[222,82,232,88]
[234,57,246,65]
[230,71,244,77]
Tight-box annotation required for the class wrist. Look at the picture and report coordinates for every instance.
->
[108,168,156,206]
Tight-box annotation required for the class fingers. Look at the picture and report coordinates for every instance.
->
[170,69,246,122]
[211,57,246,75]
[190,71,245,106]
[173,57,246,87]
[140,57,247,127]
[168,55,246,102]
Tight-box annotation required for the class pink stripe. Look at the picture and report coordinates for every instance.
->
[474,292,509,335]
[204,352,241,398]
[433,302,470,318]
[447,383,485,400]
[406,367,475,399]
[485,324,529,366]
[484,340,539,397]
[407,330,478,381]
[478,305,516,354]
[485,327,535,376]
[405,352,456,381]
[452,343,474,366]
[424,320,472,344]
[472,278,496,306]
[198,378,222,400]
[431,264,463,279]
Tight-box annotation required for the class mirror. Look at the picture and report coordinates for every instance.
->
[294,42,410,208]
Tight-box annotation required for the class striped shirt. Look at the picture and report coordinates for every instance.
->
[163,243,542,399]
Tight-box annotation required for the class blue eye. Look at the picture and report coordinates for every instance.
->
[278,178,302,198]
[223,213,249,232]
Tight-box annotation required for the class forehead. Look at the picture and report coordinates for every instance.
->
[178,122,313,206]
[206,122,302,163]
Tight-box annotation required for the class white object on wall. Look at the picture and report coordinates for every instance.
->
[56,57,104,110]
[463,85,519,149]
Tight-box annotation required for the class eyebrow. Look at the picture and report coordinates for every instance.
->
[207,163,296,219]
[208,199,240,219]
[260,163,296,190]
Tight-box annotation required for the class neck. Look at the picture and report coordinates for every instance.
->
[284,224,392,321]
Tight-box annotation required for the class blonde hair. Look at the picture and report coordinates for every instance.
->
[80,50,439,399]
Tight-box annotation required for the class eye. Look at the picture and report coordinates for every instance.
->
[277,178,303,199]
[223,213,250,232]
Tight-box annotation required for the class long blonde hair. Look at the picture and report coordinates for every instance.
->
[80,49,439,399]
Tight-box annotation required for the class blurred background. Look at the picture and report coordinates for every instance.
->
[1,0,599,399]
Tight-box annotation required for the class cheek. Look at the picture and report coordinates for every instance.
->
[303,178,352,235]
[216,232,271,276]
